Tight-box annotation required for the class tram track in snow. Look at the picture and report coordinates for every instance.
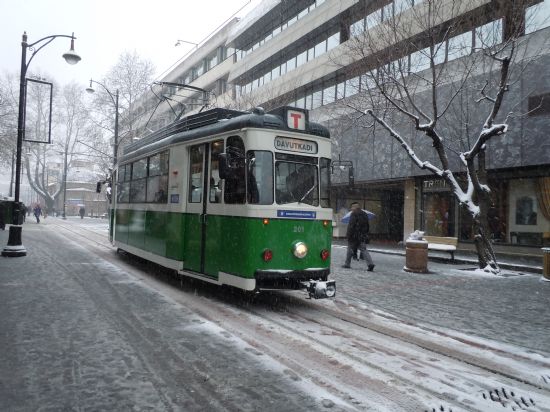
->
[50,219,550,411]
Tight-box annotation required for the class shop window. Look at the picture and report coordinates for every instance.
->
[422,192,455,237]
[515,196,538,225]
[224,136,246,204]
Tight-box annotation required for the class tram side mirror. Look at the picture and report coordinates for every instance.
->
[219,153,231,179]
[96,181,102,193]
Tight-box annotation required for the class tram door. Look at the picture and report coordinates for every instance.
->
[185,141,224,277]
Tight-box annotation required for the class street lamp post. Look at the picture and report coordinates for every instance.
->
[86,80,119,167]
[2,31,81,257]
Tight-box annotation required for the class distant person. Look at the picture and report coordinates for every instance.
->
[79,207,85,219]
[33,204,42,223]
[343,202,375,271]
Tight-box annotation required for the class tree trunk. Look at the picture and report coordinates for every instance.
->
[473,197,500,273]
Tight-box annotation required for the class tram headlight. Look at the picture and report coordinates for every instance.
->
[292,242,308,259]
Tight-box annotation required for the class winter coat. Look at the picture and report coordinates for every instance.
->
[346,209,370,243]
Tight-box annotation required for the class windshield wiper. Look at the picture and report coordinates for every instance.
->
[298,182,317,203]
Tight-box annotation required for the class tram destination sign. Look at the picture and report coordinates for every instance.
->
[274,136,318,155]
[277,210,317,219]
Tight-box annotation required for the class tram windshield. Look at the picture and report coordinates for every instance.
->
[275,156,319,206]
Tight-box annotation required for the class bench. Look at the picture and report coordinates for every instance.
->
[423,236,458,261]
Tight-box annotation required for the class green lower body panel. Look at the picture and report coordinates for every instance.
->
[113,211,332,283]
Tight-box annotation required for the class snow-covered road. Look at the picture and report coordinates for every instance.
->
[3,217,548,411]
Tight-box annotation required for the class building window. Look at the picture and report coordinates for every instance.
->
[314,39,327,58]
[345,76,360,96]
[312,89,323,109]
[350,18,365,36]
[323,84,336,105]
[447,31,472,61]
[526,0,550,34]
[366,8,382,29]
[296,50,307,67]
[475,19,503,49]
[287,56,296,71]
[528,92,550,116]
[327,32,340,51]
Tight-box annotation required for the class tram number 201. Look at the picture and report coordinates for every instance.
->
[293,225,305,233]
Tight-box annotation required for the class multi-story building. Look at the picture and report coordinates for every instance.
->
[133,0,550,252]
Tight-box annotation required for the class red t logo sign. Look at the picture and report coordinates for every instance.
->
[290,113,302,129]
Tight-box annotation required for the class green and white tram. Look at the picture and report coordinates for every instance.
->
[110,106,335,298]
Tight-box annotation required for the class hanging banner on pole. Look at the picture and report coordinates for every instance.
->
[23,78,53,144]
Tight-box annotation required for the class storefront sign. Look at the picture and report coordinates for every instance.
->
[423,179,449,191]
[274,136,318,154]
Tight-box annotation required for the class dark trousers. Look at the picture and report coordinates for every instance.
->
[344,240,374,267]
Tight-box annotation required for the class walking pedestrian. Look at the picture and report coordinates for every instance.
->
[33,204,42,224]
[342,202,375,271]
[79,206,85,219]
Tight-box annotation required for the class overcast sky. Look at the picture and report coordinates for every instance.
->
[0,0,261,84]
[0,0,262,196]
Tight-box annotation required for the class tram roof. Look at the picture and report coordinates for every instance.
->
[121,106,330,162]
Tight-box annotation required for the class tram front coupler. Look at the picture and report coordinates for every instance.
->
[302,279,336,299]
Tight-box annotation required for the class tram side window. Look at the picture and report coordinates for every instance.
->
[147,151,169,203]
[224,136,246,204]
[130,158,147,203]
[320,158,331,208]
[117,164,130,203]
[247,151,274,205]
[209,140,224,203]
[189,145,204,203]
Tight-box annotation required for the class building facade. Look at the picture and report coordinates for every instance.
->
[133,0,550,251]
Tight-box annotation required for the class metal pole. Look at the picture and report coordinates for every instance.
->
[9,151,15,197]
[2,33,28,257]
[62,149,67,219]
[114,89,119,168]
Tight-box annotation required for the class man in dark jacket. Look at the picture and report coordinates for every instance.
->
[343,202,375,271]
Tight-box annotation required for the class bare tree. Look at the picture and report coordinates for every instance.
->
[0,72,18,173]
[340,0,545,273]
[24,81,90,213]
[88,51,155,158]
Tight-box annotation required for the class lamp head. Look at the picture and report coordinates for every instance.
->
[85,79,95,94]
[62,33,81,65]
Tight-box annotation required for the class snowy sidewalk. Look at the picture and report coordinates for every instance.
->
[332,238,545,274]
[330,244,550,355]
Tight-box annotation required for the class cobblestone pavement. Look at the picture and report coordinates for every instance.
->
[330,244,550,354]
[0,223,337,412]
